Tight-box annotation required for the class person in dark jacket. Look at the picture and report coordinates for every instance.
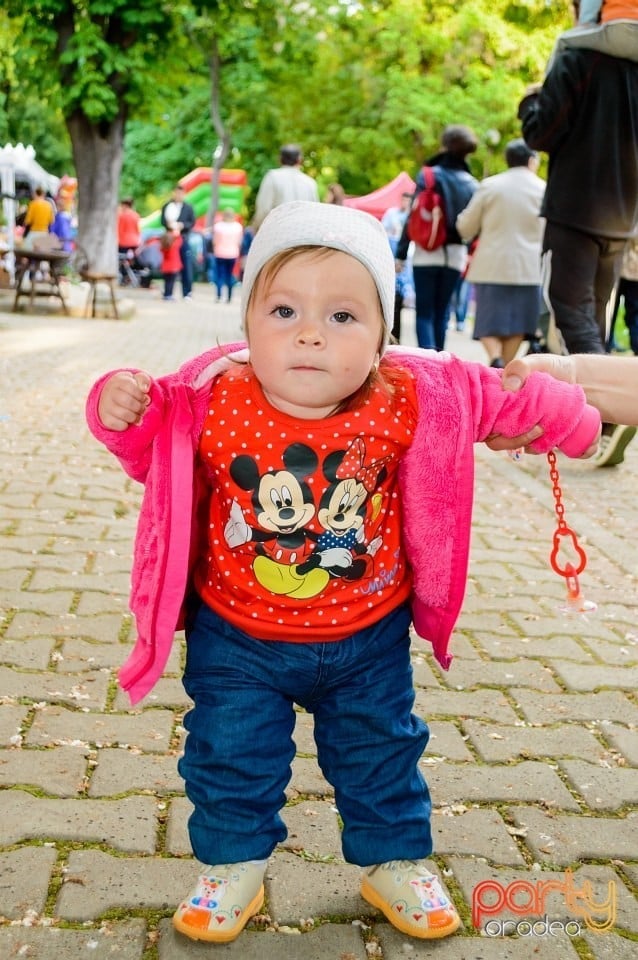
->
[518,0,638,466]
[161,185,197,300]
[396,125,478,351]
[518,10,638,357]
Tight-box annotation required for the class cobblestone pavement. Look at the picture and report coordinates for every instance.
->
[0,284,636,959]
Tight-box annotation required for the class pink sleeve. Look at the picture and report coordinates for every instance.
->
[85,370,166,482]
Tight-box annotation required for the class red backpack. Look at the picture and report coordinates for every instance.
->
[406,166,447,251]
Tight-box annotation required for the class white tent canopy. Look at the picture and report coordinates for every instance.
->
[0,142,60,196]
[0,143,61,283]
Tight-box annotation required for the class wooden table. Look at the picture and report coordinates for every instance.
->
[13,248,71,315]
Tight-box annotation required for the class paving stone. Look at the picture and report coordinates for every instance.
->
[514,689,638,726]
[157,920,369,959]
[88,747,183,796]
[436,658,563,692]
[414,688,521,723]
[0,703,29,745]
[0,744,89,795]
[0,790,158,852]
[375,924,580,958]
[427,720,474,761]
[0,636,55,668]
[475,631,593,662]
[165,796,193,855]
[0,921,147,960]
[0,846,58,918]
[559,759,638,811]
[509,807,638,865]
[279,799,343,859]
[74,591,130,615]
[288,756,333,797]
[59,637,133,672]
[601,722,638,765]
[291,710,317,755]
[464,720,608,763]
[265,850,364,922]
[430,760,581,810]
[0,665,109,709]
[57,849,199,920]
[549,661,638,692]
[432,807,526,866]
[26,704,175,751]
[582,932,638,960]
[113,672,190,710]
[2,589,76,614]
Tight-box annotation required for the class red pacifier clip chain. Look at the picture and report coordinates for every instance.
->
[547,450,596,615]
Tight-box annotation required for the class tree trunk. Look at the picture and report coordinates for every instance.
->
[207,40,231,228]
[66,108,126,275]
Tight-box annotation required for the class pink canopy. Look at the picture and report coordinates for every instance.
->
[344,172,416,220]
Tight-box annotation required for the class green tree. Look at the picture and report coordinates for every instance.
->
[5,0,180,271]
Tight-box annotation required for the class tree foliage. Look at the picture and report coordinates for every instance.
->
[3,0,571,231]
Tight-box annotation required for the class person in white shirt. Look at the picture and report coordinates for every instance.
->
[252,145,319,230]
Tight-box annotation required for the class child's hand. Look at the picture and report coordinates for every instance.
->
[98,371,152,431]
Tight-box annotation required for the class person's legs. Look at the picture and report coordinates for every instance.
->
[308,605,460,939]
[543,222,620,355]
[180,236,194,297]
[479,335,504,366]
[501,334,524,365]
[433,267,460,351]
[163,272,175,299]
[411,266,436,349]
[175,602,297,942]
[309,606,431,866]
[391,289,404,342]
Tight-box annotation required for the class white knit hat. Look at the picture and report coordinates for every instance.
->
[241,200,395,344]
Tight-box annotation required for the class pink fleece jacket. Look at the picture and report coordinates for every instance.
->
[86,343,600,704]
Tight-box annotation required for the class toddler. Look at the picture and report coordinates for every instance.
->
[553,0,638,64]
[86,201,600,944]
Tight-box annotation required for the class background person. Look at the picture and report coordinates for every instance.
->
[396,124,478,352]
[212,208,243,303]
[21,186,55,250]
[456,138,545,368]
[161,185,196,300]
[117,197,141,256]
[252,144,319,230]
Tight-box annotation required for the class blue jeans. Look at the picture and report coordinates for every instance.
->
[179,601,432,866]
[412,264,460,350]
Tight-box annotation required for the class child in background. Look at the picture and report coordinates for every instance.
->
[160,225,182,301]
[86,201,600,945]
[553,0,638,63]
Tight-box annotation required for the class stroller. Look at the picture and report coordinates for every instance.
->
[118,241,160,288]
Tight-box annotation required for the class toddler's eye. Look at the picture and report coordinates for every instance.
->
[333,311,354,324]
[273,305,294,319]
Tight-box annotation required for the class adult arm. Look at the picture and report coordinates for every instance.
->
[501,354,638,427]
[456,182,485,243]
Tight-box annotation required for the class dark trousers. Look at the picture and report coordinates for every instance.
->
[412,264,459,351]
[180,235,193,297]
[542,221,626,354]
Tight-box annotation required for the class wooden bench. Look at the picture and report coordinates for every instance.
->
[80,271,119,320]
